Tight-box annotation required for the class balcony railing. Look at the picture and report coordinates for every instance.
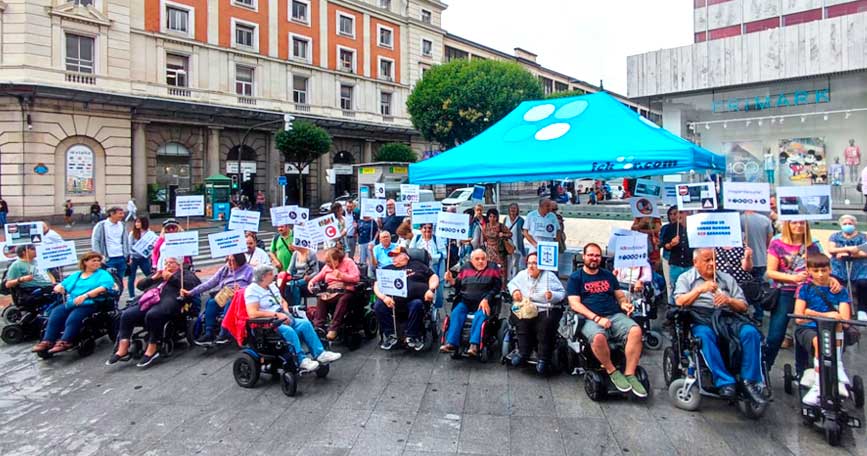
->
[341,110,355,117]
[168,86,191,97]
[238,96,257,105]
[295,103,311,113]
[65,72,95,85]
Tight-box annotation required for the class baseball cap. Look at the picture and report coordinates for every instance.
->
[162,218,180,227]
[388,245,408,257]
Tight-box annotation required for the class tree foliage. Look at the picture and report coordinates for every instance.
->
[375,143,417,163]
[275,120,332,205]
[407,59,544,148]
[545,89,587,100]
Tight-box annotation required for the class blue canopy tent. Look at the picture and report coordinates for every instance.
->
[409,92,725,185]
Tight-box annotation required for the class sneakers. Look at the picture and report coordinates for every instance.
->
[215,332,231,345]
[380,335,399,351]
[802,382,821,406]
[536,360,548,376]
[718,384,737,400]
[510,353,525,367]
[105,353,131,366]
[194,333,215,346]
[406,337,424,352]
[608,369,632,393]
[136,352,160,368]
[316,351,342,364]
[800,369,817,388]
[626,375,648,398]
[299,358,320,372]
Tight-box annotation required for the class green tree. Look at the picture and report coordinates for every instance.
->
[275,120,332,206]
[407,59,543,148]
[546,89,586,100]
[375,143,417,163]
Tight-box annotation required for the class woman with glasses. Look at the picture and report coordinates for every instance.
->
[410,223,446,308]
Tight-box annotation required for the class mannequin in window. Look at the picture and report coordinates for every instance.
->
[763,148,776,184]
[845,139,861,183]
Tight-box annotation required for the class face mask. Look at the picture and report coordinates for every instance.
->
[842,225,856,234]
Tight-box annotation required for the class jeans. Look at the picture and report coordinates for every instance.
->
[446,302,486,346]
[0,211,6,227]
[668,264,691,304]
[765,170,775,184]
[374,298,424,338]
[766,289,795,369]
[202,297,228,334]
[44,304,96,342]
[750,267,767,322]
[127,256,152,298]
[345,237,357,260]
[276,316,325,365]
[359,242,373,277]
[105,256,127,282]
[693,324,763,387]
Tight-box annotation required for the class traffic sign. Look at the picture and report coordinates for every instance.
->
[278,175,287,186]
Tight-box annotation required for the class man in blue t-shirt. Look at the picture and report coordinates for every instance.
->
[566,242,646,398]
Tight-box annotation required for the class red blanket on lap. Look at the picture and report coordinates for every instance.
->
[221,290,248,346]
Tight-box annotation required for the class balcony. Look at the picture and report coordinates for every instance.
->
[341,110,355,118]
[238,96,257,105]
[65,72,95,85]
[295,103,311,113]
[382,115,394,122]
[168,86,191,97]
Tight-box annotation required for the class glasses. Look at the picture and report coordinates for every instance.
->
[421,226,432,230]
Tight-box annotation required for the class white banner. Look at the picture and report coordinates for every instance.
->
[376,268,408,298]
[686,212,743,248]
[411,201,443,225]
[612,232,649,269]
[777,185,832,221]
[228,209,261,232]
[4,221,44,246]
[162,231,200,258]
[131,230,159,258]
[675,182,717,211]
[175,195,205,217]
[309,213,341,240]
[0,242,16,262]
[722,182,771,212]
[435,211,470,240]
[400,184,420,202]
[292,224,317,249]
[361,198,387,219]
[536,241,559,272]
[208,230,247,258]
[374,183,386,198]
[270,206,293,226]
[395,201,411,217]
[629,197,660,218]
[35,241,78,269]
[633,178,661,198]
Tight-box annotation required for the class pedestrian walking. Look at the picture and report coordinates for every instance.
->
[91,207,130,279]
[255,191,266,214]
[64,200,75,227]
[90,201,102,224]
[0,197,8,228]
[125,198,137,222]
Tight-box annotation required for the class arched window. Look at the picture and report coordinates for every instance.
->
[65,144,95,195]
[157,142,191,157]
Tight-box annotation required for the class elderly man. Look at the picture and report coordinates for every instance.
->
[373,246,439,351]
[674,248,767,404]
[440,249,502,356]
[523,199,560,249]
[371,231,396,271]
[381,199,405,239]
[567,243,647,398]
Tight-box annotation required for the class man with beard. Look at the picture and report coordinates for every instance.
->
[567,243,647,398]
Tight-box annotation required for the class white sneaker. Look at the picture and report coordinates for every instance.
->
[800,369,817,388]
[316,351,342,364]
[802,383,820,406]
[299,358,320,372]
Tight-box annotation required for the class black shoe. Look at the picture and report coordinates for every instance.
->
[215,333,230,345]
[194,333,216,346]
[741,380,768,405]
[718,384,737,400]
[405,337,424,352]
[536,360,548,376]
[510,353,525,367]
[136,352,160,368]
[105,353,131,366]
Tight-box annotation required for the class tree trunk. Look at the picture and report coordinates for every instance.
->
[297,169,304,207]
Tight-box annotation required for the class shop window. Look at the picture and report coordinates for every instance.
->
[65,144,95,195]
[157,142,191,157]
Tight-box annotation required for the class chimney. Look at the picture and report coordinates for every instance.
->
[513,47,537,63]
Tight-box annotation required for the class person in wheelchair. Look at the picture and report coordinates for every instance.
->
[307,247,361,341]
[5,244,56,296]
[440,249,501,357]
[107,257,201,368]
[507,252,565,374]
[32,251,118,354]
[246,265,341,372]
[373,246,439,351]
[566,243,647,398]
[183,253,253,345]
[673,248,767,404]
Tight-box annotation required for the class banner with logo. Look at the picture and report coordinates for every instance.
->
[175,195,205,217]
[208,230,247,258]
[228,209,261,232]
[0,242,16,262]
[777,185,832,221]
[633,178,661,198]
[536,241,559,272]
[675,182,717,211]
[411,202,443,225]
[400,184,420,202]
[270,206,293,226]
[162,231,200,257]
[686,212,743,248]
[376,268,408,298]
[287,206,308,225]
[309,214,341,241]
[292,223,322,249]
[35,241,78,269]
[361,198,387,218]
[4,221,44,246]
[132,230,159,257]
[395,201,411,217]
[628,197,660,218]
[722,182,771,212]
[613,232,649,269]
[435,211,470,240]
[374,183,386,198]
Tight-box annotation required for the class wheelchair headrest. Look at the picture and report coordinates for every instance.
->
[406,248,431,265]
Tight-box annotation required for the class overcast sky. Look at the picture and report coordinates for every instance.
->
[441,0,694,96]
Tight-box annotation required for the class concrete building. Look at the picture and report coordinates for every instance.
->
[0,0,646,220]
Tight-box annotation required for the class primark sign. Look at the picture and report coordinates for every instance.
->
[711,88,830,113]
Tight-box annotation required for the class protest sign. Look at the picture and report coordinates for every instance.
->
[208,230,247,258]
[412,202,442,225]
[436,211,470,240]
[629,197,660,218]
[633,179,661,198]
[374,183,386,198]
[395,201,411,217]
[662,184,678,206]
[162,231,199,257]
[4,221,44,246]
[35,241,78,269]
[361,198,387,219]
[686,212,743,248]
[310,213,341,241]
[676,182,717,211]
[536,241,559,272]
[471,185,486,201]
[0,242,16,262]
[376,268,408,298]
[606,228,634,256]
[292,224,314,249]
[777,185,832,221]
[228,209,261,232]
[175,195,205,217]
[270,206,293,226]
[132,230,159,257]
[286,206,308,225]
[400,184,420,202]
[722,182,771,212]
[612,232,650,270]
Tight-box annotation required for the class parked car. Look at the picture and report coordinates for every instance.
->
[318,194,357,214]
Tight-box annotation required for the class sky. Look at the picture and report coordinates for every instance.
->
[440,0,695,96]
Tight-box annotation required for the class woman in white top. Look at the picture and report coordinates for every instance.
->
[410,223,446,308]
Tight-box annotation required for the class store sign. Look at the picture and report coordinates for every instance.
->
[711,88,830,113]
[283,163,310,175]
[226,161,257,174]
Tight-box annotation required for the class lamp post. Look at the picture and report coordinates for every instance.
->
[235,113,294,203]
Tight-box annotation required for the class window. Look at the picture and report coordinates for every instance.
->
[74,0,94,6]
[65,144,95,195]
[555,81,569,92]
[166,53,188,87]
[235,65,254,96]
[422,39,432,57]
[380,92,392,116]
[338,13,354,37]
[379,0,391,9]
[291,0,309,23]
[421,9,431,24]
[340,85,353,110]
[444,45,468,62]
[233,0,255,9]
[157,142,191,157]
[378,26,393,48]
[65,34,94,73]
[291,35,310,62]
[292,76,308,104]
[338,47,355,72]
[234,22,256,48]
[166,6,189,33]
[378,58,393,81]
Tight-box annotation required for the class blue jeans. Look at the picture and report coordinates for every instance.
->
[105,256,127,281]
[276,317,325,365]
[287,279,307,307]
[693,324,763,387]
[374,298,424,338]
[766,289,795,369]
[359,242,373,277]
[203,297,229,335]
[44,304,96,342]
[0,211,6,227]
[668,264,691,304]
[446,302,486,346]
[127,256,152,298]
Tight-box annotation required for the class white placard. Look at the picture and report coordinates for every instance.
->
[435,211,470,240]
[0,242,16,262]
[376,268,408,298]
[629,197,660,218]
[309,213,341,241]
[288,206,309,224]
[606,228,635,257]
[34,241,78,269]
[536,241,559,272]
[208,230,247,258]
[292,224,317,249]
[675,182,717,211]
[228,209,261,232]
[633,178,661,198]
[270,206,293,226]
[374,183,386,198]
[162,231,200,258]
[722,182,771,212]
[175,195,205,217]
[662,184,678,206]
[777,185,832,221]
[361,198,387,219]
[395,201,411,217]
[686,212,743,248]
[612,232,649,270]
[4,221,44,246]
[412,202,443,225]
[400,184,420,202]
[132,230,159,257]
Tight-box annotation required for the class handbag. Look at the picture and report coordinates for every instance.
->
[857,183,863,193]
[214,286,236,308]
[138,282,166,312]
[502,238,516,256]
[511,297,538,319]
[740,278,780,312]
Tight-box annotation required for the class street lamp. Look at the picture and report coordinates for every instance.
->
[235,113,294,202]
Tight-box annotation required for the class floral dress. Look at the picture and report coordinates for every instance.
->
[483,222,511,285]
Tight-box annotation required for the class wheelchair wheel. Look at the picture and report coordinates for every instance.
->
[853,375,864,408]
[1,325,25,344]
[315,363,330,379]
[423,318,439,352]
[77,338,96,357]
[584,371,606,401]
[668,378,701,411]
[160,338,175,357]
[783,364,794,396]
[644,330,663,351]
[363,311,378,339]
[345,332,362,351]
[663,346,681,386]
[281,371,298,397]
[233,353,260,388]
[737,398,767,420]
[824,420,842,447]
[4,307,22,325]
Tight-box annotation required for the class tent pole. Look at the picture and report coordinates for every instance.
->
[495,183,501,214]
